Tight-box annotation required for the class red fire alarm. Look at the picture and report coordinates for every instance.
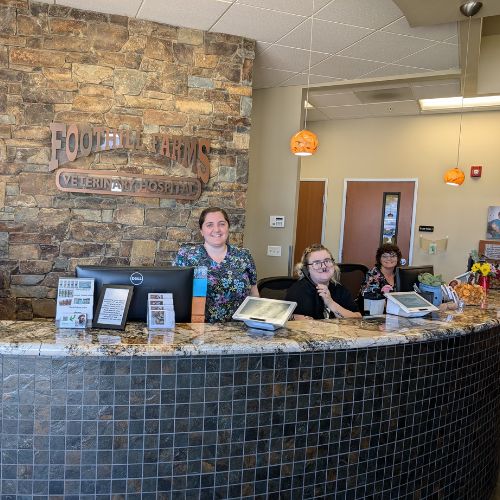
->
[470,165,482,177]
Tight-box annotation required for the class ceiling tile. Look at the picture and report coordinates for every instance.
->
[236,0,331,16]
[382,17,457,42]
[360,63,433,79]
[411,82,460,99]
[256,45,330,72]
[255,41,272,54]
[56,0,143,17]
[138,0,233,30]
[253,66,298,88]
[278,73,341,87]
[277,18,373,53]
[211,4,305,42]
[339,31,436,63]
[310,55,382,79]
[316,0,403,30]
[396,42,459,71]
[308,91,361,107]
[443,34,458,44]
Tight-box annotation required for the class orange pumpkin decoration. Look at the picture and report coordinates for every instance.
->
[290,129,318,156]
[444,167,465,186]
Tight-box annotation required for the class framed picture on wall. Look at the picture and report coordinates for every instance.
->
[486,206,500,239]
[380,192,400,246]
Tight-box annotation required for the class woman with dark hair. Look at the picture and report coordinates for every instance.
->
[361,243,402,298]
[285,243,361,320]
[174,207,259,323]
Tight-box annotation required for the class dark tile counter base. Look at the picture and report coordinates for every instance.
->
[1,326,498,499]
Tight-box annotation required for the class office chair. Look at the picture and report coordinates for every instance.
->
[338,263,368,312]
[257,276,297,300]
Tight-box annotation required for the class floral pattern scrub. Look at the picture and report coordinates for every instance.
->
[174,244,257,323]
[361,266,396,298]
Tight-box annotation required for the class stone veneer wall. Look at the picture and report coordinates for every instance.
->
[0,1,254,319]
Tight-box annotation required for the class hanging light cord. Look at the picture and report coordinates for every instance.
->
[456,14,472,169]
[304,0,315,129]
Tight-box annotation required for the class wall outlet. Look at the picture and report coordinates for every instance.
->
[267,245,282,257]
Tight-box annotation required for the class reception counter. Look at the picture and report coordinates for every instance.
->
[0,293,498,498]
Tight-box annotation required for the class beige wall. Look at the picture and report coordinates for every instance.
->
[301,111,500,281]
[244,86,302,278]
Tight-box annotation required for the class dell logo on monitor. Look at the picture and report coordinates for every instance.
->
[130,272,144,286]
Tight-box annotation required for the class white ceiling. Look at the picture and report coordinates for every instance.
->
[37,0,497,120]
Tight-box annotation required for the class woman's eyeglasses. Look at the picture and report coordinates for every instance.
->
[381,253,398,259]
[307,258,334,270]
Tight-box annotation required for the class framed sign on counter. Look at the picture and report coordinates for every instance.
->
[93,285,133,330]
[479,240,500,261]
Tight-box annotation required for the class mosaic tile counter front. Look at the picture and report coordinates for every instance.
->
[0,294,499,498]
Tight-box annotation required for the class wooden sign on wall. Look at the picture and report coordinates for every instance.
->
[50,122,211,201]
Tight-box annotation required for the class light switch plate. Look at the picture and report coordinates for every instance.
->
[267,245,282,257]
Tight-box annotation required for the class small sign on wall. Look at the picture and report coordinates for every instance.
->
[419,225,434,232]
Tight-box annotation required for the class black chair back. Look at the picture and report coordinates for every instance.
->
[257,276,297,300]
[338,263,368,312]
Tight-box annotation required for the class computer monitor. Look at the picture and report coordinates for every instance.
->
[75,265,194,322]
[395,265,434,292]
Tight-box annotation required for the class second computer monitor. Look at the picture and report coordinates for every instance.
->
[75,265,194,322]
[395,265,434,292]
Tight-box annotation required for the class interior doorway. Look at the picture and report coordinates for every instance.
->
[293,179,327,267]
[339,179,417,268]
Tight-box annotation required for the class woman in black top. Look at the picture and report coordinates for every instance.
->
[285,244,361,320]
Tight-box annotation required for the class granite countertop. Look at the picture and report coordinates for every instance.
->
[0,292,498,357]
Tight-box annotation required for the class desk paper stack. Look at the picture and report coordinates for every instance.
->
[147,293,175,329]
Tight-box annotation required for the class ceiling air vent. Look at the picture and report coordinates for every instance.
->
[354,86,414,104]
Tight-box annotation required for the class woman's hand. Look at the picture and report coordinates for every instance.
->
[316,283,362,319]
[292,314,314,320]
[316,283,334,308]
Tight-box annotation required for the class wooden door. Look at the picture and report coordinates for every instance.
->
[294,180,326,266]
[341,180,416,267]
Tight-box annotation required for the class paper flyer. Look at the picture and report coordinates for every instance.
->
[147,292,175,329]
[55,278,94,328]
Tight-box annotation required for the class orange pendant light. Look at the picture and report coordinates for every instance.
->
[290,129,318,156]
[443,3,482,187]
[290,0,319,156]
[444,167,465,186]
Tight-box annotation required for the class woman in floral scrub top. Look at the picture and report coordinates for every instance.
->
[361,243,402,298]
[174,207,259,322]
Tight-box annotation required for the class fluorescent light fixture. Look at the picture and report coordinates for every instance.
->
[420,95,500,111]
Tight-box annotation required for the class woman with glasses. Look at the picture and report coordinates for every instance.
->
[285,243,361,320]
[361,243,402,298]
